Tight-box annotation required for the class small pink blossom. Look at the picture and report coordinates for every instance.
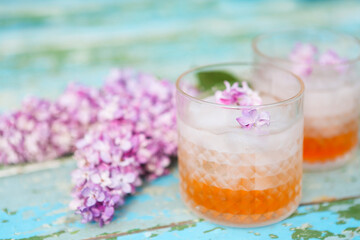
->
[292,63,314,78]
[290,43,348,77]
[91,171,112,188]
[215,81,262,106]
[82,186,106,207]
[215,81,270,129]
[290,43,318,63]
[215,81,245,105]
[319,50,348,73]
[290,43,318,77]
[239,82,262,106]
[236,109,270,129]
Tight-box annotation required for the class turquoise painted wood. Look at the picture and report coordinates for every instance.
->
[1,158,360,239]
[1,0,360,239]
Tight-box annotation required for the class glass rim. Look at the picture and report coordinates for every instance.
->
[176,62,305,110]
[252,29,360,66]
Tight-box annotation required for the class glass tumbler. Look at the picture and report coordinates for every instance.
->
[176,63,304,227]
[253,30,360,170]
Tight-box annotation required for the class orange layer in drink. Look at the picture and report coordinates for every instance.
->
[303,119,358,163]
[178,137,302,226]
[180,172,301,225]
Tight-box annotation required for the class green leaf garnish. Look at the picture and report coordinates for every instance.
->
[196,70,239,92]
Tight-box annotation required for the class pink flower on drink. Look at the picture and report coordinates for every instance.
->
[290,43,318,77]
[215,81,245,105]
[291,64,313,78]
[290,43,349,77]
[236,109,270,129]
[239,82,262,106]
[290,43,318,63]
[319,50,348,73]
[215,81,262,106]
[214,81,270,129]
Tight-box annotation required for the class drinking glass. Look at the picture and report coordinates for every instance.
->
[253,30,360,170]
[176,62,304,227]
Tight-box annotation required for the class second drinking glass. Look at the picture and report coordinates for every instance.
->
[253,30,360,170]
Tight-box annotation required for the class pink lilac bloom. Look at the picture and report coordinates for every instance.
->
[319,50,348,73]
[290,43,348,77]
[290,43,318,63]
[290,43,318,78]
[71,69,177,225]
[214,81,270,130]
[0,68,177,226]
[236,109,270,130]
[0,98,57,164]
[0,84,101,164]
[0,69,177,168]
[238,82,262,106]
[215,81,262,106]
[291,64,313,78]
[215,81,245,105]
[101,69,177,180]
[70,120,145,226]
[52,84,101,154]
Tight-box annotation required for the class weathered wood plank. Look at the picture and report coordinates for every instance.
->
[116,197,360,240]
[0,154,360,239]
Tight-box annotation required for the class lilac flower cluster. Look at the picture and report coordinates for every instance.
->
[0,98,58,163]
[100,69,177,180]
[0,85,100,164]
[54,84,101,153]
[70,121,145,226]
[0,68,177,225]
[215,81,270,129]
[290,43,348,77]
[70,69,177,225]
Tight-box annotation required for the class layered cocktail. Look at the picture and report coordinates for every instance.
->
[176,63,304,227]
[253,31,360,170]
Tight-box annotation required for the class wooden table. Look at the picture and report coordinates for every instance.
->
[1,0,360,239]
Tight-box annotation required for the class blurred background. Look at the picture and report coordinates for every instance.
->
[1,0,360,111]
